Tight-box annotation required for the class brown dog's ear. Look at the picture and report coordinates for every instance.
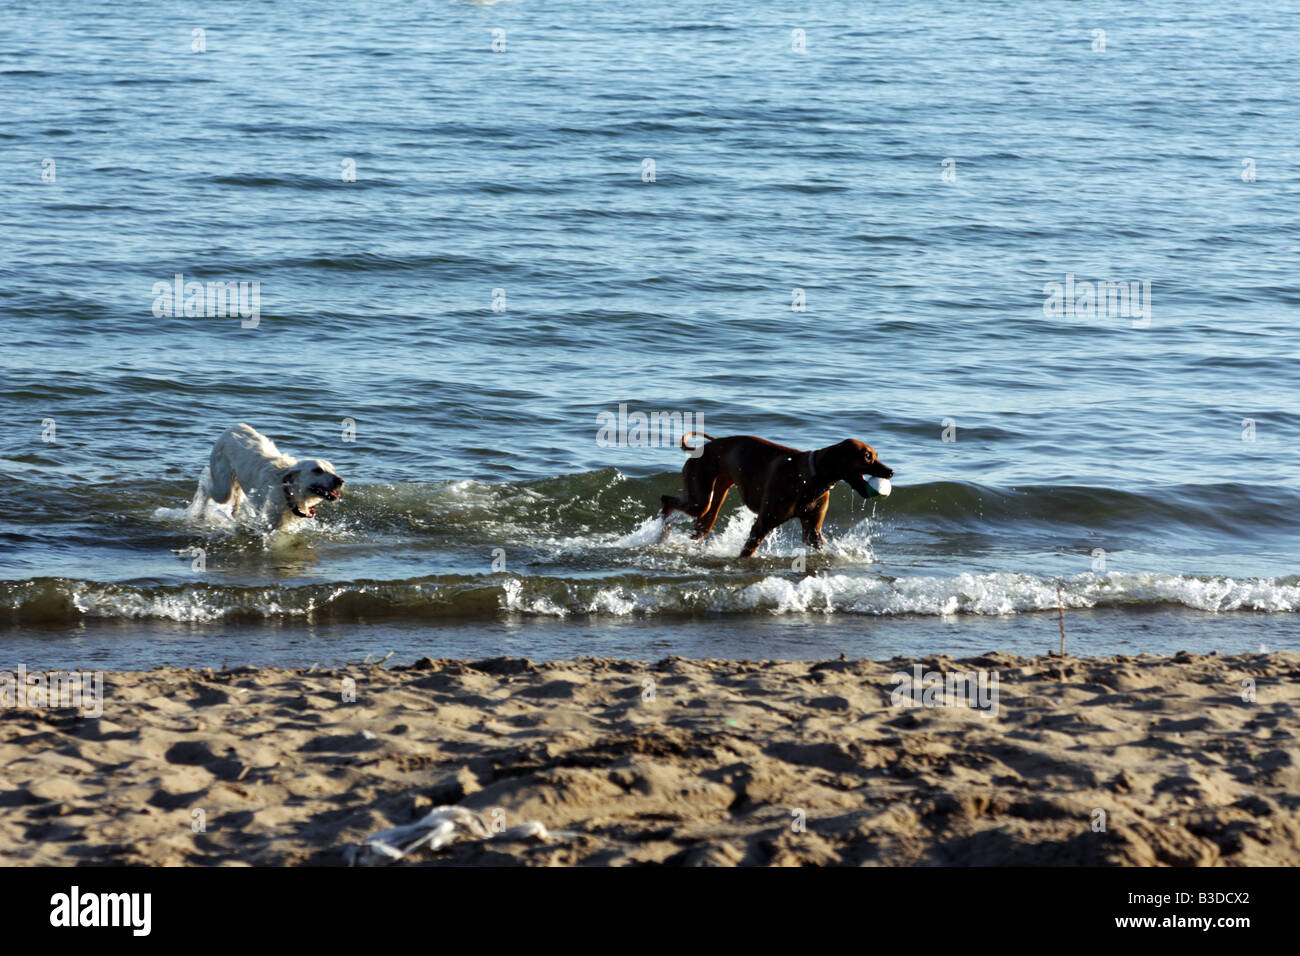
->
[837,439,875,461]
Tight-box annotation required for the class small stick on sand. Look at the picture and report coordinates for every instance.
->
[1057,584,1067,683]
[1057,585,1066,657]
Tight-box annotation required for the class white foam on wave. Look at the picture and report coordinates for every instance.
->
[614,515,668,549]
[607,511,877,563]
[15,569,1300,623]
[67,585,278,623]
[496,570,1300,619]
[1110,573,1300,613]
[500,577,569,617]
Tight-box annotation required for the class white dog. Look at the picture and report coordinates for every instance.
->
[203,423,344,530]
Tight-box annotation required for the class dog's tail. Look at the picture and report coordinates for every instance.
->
[681,431,715,453]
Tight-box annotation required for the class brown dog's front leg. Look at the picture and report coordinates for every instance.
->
[799,494,830,549]
[739,515,776,558]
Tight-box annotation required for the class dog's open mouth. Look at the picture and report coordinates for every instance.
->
[293,486,342,518]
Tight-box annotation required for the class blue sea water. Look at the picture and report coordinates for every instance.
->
[2,0,1299,669]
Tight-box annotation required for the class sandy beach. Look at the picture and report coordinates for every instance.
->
[1,651,1296,866]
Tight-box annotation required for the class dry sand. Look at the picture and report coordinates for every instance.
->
[1,651,1297,866]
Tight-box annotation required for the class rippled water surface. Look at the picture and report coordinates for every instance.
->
[2,1,1298,668]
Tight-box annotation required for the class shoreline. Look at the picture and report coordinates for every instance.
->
[1,651,1297,866]
[7,606,1298,676]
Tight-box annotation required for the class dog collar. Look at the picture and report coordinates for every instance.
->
[807,450,817,477]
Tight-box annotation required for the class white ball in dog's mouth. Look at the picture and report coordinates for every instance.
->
[867,476,892,497]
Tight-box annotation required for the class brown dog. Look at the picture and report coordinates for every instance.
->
[660,432,894,557]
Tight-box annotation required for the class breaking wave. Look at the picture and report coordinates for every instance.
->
[5,571,1299,625]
